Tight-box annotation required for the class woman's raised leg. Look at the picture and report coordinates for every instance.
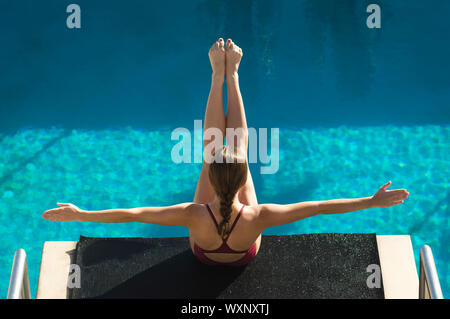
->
[193,39,226,204]
[225,39,258,206]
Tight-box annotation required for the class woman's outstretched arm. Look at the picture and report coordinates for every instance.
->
[42,202,195,226]
[255,181,409,229]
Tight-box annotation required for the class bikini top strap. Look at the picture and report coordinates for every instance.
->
[205,204,219,229]
[224,204,245,240]
[205,203,246,240]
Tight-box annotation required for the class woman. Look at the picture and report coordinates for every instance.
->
[42,38,409,266]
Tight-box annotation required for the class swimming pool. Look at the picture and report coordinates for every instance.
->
[1,0,448,298]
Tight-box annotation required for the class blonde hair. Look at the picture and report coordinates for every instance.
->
[208,146,248,237]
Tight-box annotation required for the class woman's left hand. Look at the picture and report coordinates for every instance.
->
[42,203,82,221]
[370,181,409,208]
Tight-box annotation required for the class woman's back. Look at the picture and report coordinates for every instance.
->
[188,201,262,264]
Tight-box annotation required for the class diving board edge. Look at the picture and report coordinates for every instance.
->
[376,235,419,299]
[36,235,419,299]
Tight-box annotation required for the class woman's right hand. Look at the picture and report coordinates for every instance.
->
[42,203,82,221]
[370,181,409,208]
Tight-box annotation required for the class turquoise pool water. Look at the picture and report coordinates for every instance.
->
[0,126,448,297]
[1,0,449,298]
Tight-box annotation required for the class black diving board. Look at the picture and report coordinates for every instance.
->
[69,234,384,299]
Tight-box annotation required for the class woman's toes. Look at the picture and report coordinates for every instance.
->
[218,38,225,51]
[226,39,233,49]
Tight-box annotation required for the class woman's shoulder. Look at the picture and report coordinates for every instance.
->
[184,202,207,215]
[240,203,260,221]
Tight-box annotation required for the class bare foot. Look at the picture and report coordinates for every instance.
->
[208,38,226,80]
[225,39,243,78]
